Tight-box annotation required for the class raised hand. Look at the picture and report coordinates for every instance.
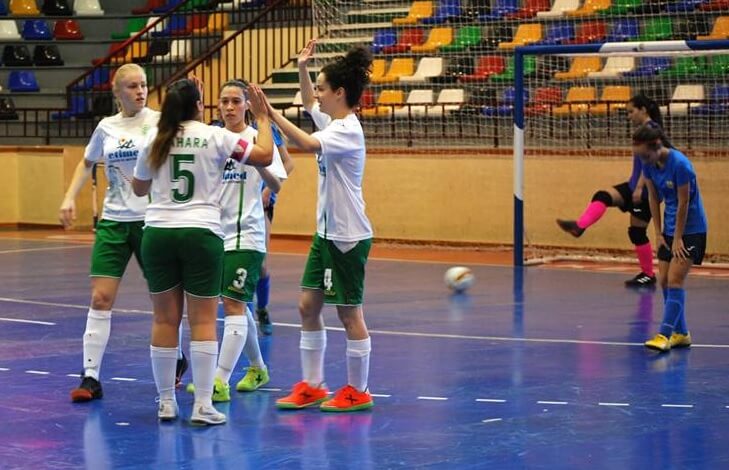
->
[247,84,271,118]
[297,39,316,68]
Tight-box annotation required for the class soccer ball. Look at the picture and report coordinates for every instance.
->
[444,266,474,293]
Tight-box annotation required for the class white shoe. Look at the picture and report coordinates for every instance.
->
[158,399,178,421]
[190,402,226,425]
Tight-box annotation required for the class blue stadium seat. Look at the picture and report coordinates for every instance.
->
[621,57,671,77]
[538,22,574,45]
[692,85,729,115]
[8,70,40,92]
[422,0,462,25]
[482,87,529,116]
[52,95,90,120]
[665,0,708,11]
[371,29,397,53]
[151,15,188,37]
[153,0,183,13]
[22,20,52,40]
[72,67,111,91]
[0,1,8,15]
[607,19,639,42]
[479,0,518,21]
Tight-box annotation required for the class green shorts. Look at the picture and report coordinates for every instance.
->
[141,226,224,297]
[90,219,145,278]
[300,234,371,306]
[221,250,265,303]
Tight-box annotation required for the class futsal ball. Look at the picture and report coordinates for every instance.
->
[444,266,474,293]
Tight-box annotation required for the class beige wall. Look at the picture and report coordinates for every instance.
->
[4,146,728,256]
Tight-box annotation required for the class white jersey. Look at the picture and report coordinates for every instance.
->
[309,103,373,242]
[84,107,159,222]
[220,126,288,253]
[134,120,251,238]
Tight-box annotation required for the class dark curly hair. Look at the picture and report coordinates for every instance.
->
[321,47,372,108]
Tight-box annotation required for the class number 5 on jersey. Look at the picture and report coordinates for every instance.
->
[171,154,195,203]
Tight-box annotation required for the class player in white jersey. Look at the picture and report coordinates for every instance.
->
[264,42,376,412]
[185,79,288,401]
[132,78,273,425]
[59,64,165,403]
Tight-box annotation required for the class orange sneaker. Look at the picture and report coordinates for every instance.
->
[320,385,374,412]
[276,381,329,409]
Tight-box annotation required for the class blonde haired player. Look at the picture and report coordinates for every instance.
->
[132,78,273,425]
[60,63,164,403]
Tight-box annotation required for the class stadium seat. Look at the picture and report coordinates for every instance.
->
[607,19,639,42]
[33,44,63,65]
[152,15,191,37]
[72,67,111,91]
[203,12,229,32]
[697,16,729,39]
[479,0,518,20]
[590,86,632,115]
[426,88,464,116]
[699,0,729,10]
[41,0,70,15]
[0,1,7,15]
[22,20,52,40]
[600,0,642,15]
[554,56,602,80]
[666,0,708,11]
[506,0,550,18]
[382,28,425,54]
[92,43,127,66]
[3,44,32,66]
[498,24,542,50]
[564,21,607,44]
[112,17,149,40]
[394,89,434,117]
[537,0,579,17]
[462,0,489,19]
[638,17,673,41]
[111,42,149,64]
[153,0,184,14]
[459,55,505,82]
[135,38,170,63]
[525,87,562,115]
[52,95,90,120]
[182,0,209,10]
[552,86,597,116]
[92,94,114,117]
[371,58,415,83]
[674,17,710,40]
[371,29,397,53]
[142,17,166,38]
[393,1,433,25]
[660,85,704,116]
[440,26,481,52]
[482,87,529,116]
[537,22,574,45]
[54,19,84,40]
[9,0,39,15]
[691,85,729,115]
[0,97,19,121]
[152,39,192,62]
[421,0,461,24]
[369,59,386,82]
[0,21,21,40]
[566,0,611,16]
[189,14,209,33]
[132,0,165,14]
[361,90,404,118]
[411,27,453,52]
[430,56,473,83]
[622,56,671,77]
[662,56,705,77]
[587,56,635,78]
[8,70,40,92]
[707,54,729,75]
[400,57,443,82]
[491,56,536,82]
[74,0,103,15]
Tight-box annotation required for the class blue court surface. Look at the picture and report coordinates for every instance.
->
[1,236,729,469]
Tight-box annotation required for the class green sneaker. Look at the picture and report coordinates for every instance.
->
[185,377,231,403]
[235,366,270,392]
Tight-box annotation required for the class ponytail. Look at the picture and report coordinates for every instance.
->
[148,79,200,171]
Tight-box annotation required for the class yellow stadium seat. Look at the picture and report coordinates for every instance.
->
[554,56,602,80]
[204,13,230,32]
[697,17,729,40]
[410,27,453,53]
[361,90,404,118]
[9,0,40,15]
[590,86,632,115]
[371,58,415,83]
[393,1,433,25]
[498,24,542,50]
[369,59,387,82]
[566,0,611,16]
[111,42,148,64]
[552,87,597,116]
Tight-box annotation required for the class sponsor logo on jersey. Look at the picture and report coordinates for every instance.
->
[666,181,674,189]
[316,153,326,176]
[222,158,247,182]
[107,138,139,161]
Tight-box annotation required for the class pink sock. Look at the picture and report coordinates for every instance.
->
[576,201,607,229]
[635,242,654,276]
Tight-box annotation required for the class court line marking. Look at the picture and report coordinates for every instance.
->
[111,377,137,382]
[67,373,81,378]
[482,418,502,424]
[476,398,507,403]
[25,370,50,375]
[418,396,448,401]
[0,367,9,371]
[537,401,568,405]
[598,402,630,407]
[0,317,56,326]
[0,245,90,255]
[662,404,694,408]
[115,422,131,426]
[371,393,391,398]
[3,296,729,349]
[258,387,282,392]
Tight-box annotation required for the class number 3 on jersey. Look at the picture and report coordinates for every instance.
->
[171,154,195,203]
[233,267,248,290]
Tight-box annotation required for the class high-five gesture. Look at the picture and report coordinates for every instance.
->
[298,39,316,68]
[298,39,317,110]
[246,84,269,119]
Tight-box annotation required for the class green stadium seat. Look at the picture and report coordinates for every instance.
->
[111,17,148,40]
[490,56,536,82]
[638,17,673,41]
[600,0,642,15]
[440,26,481,52]
[661,56,705,78]
[707,55,729,76]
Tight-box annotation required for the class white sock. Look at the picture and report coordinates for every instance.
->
[216,315,247,383]
[190,341,218,406]
[346,337,371,392]
[300,330,326,387]
[150,346,178,402]
[243,307,266,369]
[177,325,184,360]
[83,309,112,380]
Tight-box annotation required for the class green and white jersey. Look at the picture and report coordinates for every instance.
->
[309,103,373,242]
[134,120,251,238]
[84,107,159,222]
[220,126,287,252]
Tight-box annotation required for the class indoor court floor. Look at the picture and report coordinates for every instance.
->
[1,232,728,468]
